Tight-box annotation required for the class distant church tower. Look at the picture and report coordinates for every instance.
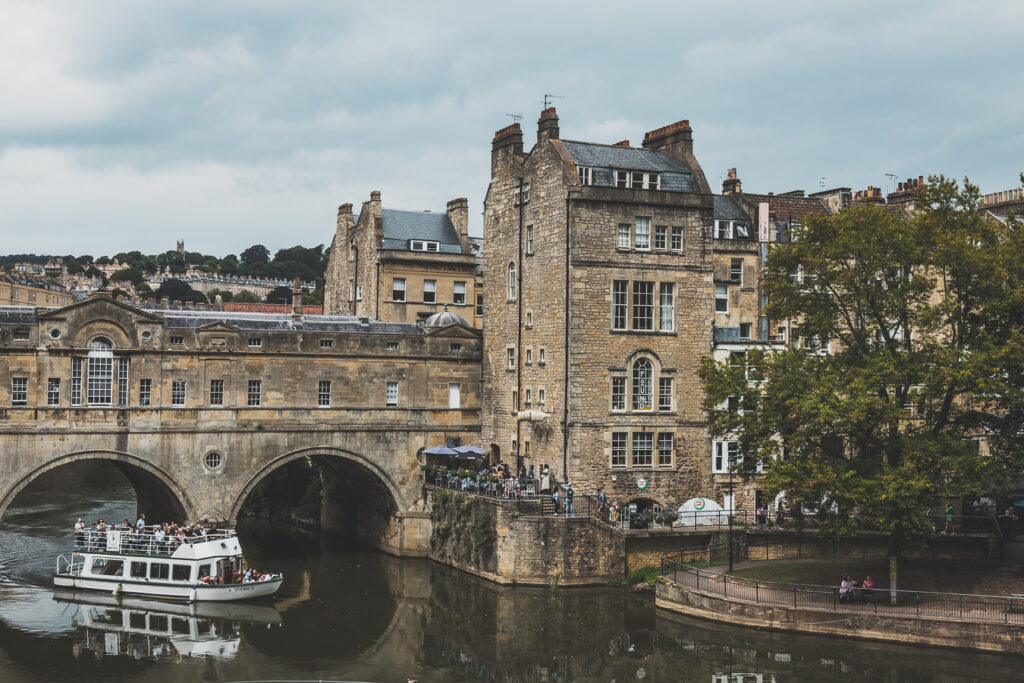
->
[176,240,185,254]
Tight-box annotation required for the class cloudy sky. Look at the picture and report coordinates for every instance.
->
[2,1,1021,257]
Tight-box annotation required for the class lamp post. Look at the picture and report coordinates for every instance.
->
[728,462,735,572]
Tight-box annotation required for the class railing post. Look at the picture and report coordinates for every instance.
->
[916,593,920,616]
[724,575,728,598]
[793,584,798,607]
[755,581,759,603]
[833,587,837,610]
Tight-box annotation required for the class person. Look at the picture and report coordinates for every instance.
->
[565,483,575,517]
[541,465,550,493]
[153,526,166,551]
[528,464,534,479]
[597,489,608,515]
[74,518,85,548]
[756,505,767,529]
[136,513,146,530]
[944,503,954,534]
[551,487,560,515]
[861,575,875,600]
[1006,505,1018,540]
[839,574,855,604]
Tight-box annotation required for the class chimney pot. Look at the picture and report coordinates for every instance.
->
[613,140,630,147]
[370,190,381,202]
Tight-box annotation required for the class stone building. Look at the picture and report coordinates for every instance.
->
[481,108,716,513]
[0,293,481,553]
[1,273,74,308]
[323,192,482,328]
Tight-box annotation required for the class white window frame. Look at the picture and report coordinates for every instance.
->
[210,379,224,406]
[611,432,627,468]
[448,383,460,409]
[654,225,667,250]
[538,388,545,404]
[612,280,628,330]
[47,377,60,406]
[71,357,83,406]
[671,226,683,251]
[712,440,740,474]
[508,262,517,301]
[318,380,331,407]
[248,337,262,348]
[409,240,440,252]
[117,358,129,406]
[731,258,743,284]
[611,376,626,411]
[171,379,186,407]
[632,281,654,330]
[714,220,732,240]
[658,433,674,467]
[86,339,113,407]
[392,277,406,302]
[526,225,534,254]
[356,285,363,301]
[423,279,436,304]
[659,282,674,332]
[507,347,516,370]
[538,348,546,365]
[386,381,398,406]
[617,224,631,249]
[658,377,673,411]
[631,358,653,411]
[632,432,653,467]
[247,379,262,407]
[634,217,651,251]
[453,281,466,305]
[514,183,530,205]
[11,377,28,406]
[715,284,729,314]
[139,378,151,406]
[320,338,334,349]
[578,166,593,185]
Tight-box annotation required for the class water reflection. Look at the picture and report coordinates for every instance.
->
[0,461,1020,681]
[55,590,282,663]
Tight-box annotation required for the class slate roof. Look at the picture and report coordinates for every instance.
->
[743,194,830,220]
[380,209,463,254]
[714,195,751,221]
[154,310,421,334]
[560,141,696,193]
[0,306,39,324]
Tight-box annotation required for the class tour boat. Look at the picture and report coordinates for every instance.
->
[54,526,283,602]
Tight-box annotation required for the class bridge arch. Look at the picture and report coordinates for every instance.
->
[228,446,410,524]
[0,449,194,523]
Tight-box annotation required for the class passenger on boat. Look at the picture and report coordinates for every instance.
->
[136,513,146,530]
[74,519,85,548]
[153,526,166,550]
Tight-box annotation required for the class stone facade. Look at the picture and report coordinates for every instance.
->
[324,192,482,328]
[0,273,73,307]
[0,294,482,555]
[482,109,717,514]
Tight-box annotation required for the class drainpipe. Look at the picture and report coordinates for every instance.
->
[562,191,571,481]
[375,255,380,320]
[351,244,359,316]
[516,176,525,471]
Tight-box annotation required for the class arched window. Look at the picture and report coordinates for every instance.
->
[87,337,113,406]
[508,262,517,301]
[632,358,653,410]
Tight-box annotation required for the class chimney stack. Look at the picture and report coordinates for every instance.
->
[723,168,742,194]
[447,198,470,253]
[537,107,559,144]
[491,123,523,175]
[642,119,692,160]
[291,278,302,320]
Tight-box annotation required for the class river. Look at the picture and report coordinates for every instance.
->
[0,461,1017,682]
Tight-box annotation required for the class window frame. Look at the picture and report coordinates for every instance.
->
[632,281,654,331]
[423,279,437,304]
[247,337,262,348]
[11,377,28,406]
[654,225,667,251]
[634,217,651,251]
[631,358,653,411]
[247,379,262,407]
[611,376,626,411]
[712,440,740,474]
[617,224,631,250]
[318,380,331,408]
[715,284,729,314]
[507,262,517,302]
[526,225,534,254]
[612,280,628,330]
[386,381,398,407]
[658,376,673,411]
[658,433,674,467]
[139,378,151,407]
[392,277,406,302]
[47,377,60,406]
[611,432,627,468]
[171,379,186,407]
[632,432,654,467]
[659,282,675,332]
[578,166,593,185]
[209,379,224,407]
[671,226,683,251]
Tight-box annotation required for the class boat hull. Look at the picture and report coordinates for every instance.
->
[53,575,283,602]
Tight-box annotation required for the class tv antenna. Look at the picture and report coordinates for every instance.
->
[820,177,826,189]
[885,173,897,193]
[542,93,564,109]
[506,113,523,124]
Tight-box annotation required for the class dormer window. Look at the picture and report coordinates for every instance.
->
[410,240,440,252]
[714,220,752,240]
[578,167,593,185]
[615,171,660,190]
[514,183,530,205]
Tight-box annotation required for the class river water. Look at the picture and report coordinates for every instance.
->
[0,462,1017,682]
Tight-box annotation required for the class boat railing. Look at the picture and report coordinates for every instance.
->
[57,553,84,575]
[74,526,236,556]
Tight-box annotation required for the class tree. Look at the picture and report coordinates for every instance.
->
[154,278,206,304]
[207,288,234,303]
[84,266,106,284]
[233,289,260,303]
[240,244,270,266]
[265,286,294,304]
[110,266,145,286]
[700,176,1024,562]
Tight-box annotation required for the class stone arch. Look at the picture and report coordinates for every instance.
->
[0,449,194,522]
[228,446,409,524]
[71,319,134,348]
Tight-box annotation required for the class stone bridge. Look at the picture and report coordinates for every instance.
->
[0,295,483,555]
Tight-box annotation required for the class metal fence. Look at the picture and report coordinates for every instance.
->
[660,557,1024,624]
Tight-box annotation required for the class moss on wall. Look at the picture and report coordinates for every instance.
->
[429,490,498,572]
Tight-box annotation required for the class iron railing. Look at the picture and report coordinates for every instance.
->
[659,557,1024,624]
[74,527,235,556]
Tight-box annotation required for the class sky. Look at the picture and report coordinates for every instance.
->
[1,0,1022,257]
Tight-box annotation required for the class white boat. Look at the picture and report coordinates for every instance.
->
[54,526,283,602]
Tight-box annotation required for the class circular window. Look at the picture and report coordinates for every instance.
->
[141,331,152,342]
[203,451,224,471]
[49,329,61,339]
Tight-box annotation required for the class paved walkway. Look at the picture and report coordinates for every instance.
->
[663,564,1024,625]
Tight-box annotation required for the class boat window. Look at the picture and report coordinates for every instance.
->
[90,608,123,626]
[171,617,190,635]
[149,614,169,632]
[90,558,124,576]
[150,563,169,580]
[198,564,211,580]
[130,561,147,578]
[129,612,146,629]
[196,619,212,636]
[172,564,191,582]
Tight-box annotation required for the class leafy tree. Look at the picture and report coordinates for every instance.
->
[114,251,158,273]
[240,244,270,266]
[135,282,153,298]
[233,289,261,303]
[206,288,234,303]
[701,176,1024,562]
[95,256,111,265]
[63,256,83,275]
[110,266,145,286]
[84,266,106,283]
[154,278,206,304]
[266,286,294,304]
[219,254,240,275]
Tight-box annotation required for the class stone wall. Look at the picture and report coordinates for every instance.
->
[426,488,624,585]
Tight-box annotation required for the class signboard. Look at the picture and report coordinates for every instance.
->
[636,478,648,491]
[759,202,770,241]
[106,530,121,552]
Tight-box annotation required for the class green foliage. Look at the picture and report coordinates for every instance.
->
[429,493,497,568]
[240,244,271,266]
[701,175,1024,555]
[110,266,145,285]
[154,278,206,304]
[232,289,260,303]
[207,288,233,303]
